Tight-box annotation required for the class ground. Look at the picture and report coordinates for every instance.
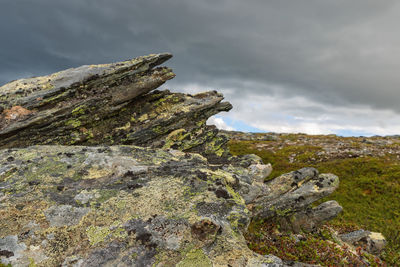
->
[228,132,400,266]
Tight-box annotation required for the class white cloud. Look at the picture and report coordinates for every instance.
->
[172,82,400,136]
[207,117,234,131]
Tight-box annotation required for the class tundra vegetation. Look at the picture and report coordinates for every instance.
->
[228,132,400,265]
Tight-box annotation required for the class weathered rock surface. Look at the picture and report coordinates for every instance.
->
[0,53,232,163]
[0,145,342,266]
[0,54,344,266]
[0,145,282,266]
[339,230,387,255]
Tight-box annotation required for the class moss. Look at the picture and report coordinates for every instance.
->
[196,120,206,127]
[154,94,174,107]
[176,249,212,267]
[37,90,71,107]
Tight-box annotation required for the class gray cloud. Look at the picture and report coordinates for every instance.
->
[1,0,399,134]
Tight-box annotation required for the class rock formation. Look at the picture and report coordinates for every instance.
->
[1,54,344,266]
[0,53,231,163]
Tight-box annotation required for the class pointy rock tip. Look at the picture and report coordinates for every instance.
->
[0,53,174,109]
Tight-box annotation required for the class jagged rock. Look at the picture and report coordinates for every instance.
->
[248,168,341,226]
[0,54,232,162]
[0,54,343,266]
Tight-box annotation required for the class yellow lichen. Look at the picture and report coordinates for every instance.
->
[176,249,212,267]
[86,225,111,246]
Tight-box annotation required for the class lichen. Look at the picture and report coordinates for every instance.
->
[71,105,86,116]
[86,225,111,246]
[65,119,81,128]
[176,249,212,267]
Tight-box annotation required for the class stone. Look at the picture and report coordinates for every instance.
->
[0,145,342,266]
[0,235,27,266]
[250,168,340,221]
[0,54,344,266]
[339,229,370,244]
[44,205,91,227]
[0,54,232,163]
[262,254,284,266]
[280,200,343,233]
[363,232,387,255]
[340,230,387,256]
[248,163,273,183]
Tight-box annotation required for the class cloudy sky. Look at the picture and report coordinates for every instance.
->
[1,0,400,136]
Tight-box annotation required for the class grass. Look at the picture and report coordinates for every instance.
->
[245,221,383,266]
[229,139,400,265]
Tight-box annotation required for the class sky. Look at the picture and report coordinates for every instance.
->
[1,0,400,136]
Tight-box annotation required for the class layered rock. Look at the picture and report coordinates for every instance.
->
[0,54,344,266]
[0,53,231,162]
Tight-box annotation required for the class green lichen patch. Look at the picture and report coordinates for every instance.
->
[177,249,212,267]
[86,226,112,246]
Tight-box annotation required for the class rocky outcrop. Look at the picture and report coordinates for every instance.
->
[0,53,231,162]
[0,146,341,266]
[0,54,344,266]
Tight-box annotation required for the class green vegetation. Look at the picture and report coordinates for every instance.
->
[229,138,400,265]
[245,221,381,266]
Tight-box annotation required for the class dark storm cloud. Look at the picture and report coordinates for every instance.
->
[1,0,400,115]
